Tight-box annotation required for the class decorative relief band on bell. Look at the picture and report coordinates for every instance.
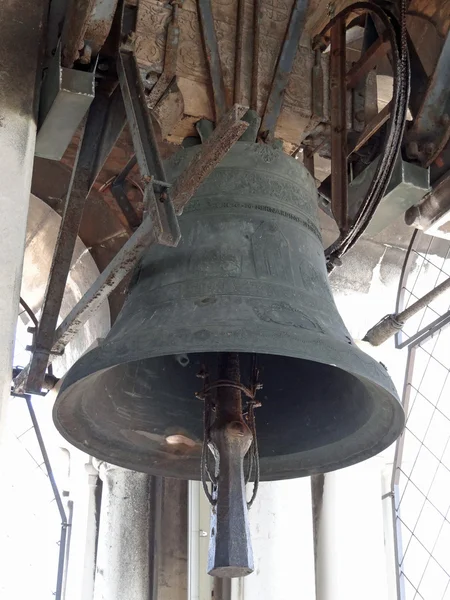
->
[183,201,322,239]
[190,167,316,211]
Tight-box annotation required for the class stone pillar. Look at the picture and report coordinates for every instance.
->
[94,464,152,600]
[94,465,188,600]
[313,457,389,600]
[0,0,44,441]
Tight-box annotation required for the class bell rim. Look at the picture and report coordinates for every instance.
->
[53,324,405,480]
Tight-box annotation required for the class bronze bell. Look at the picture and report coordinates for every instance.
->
[53,142,404,480]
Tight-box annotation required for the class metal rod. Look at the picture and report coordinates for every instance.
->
[117,48,180,246]
[52,216,156,355]
[25,92,112,393]
[19,394,70,600]
[197,0,227,120]
[234,0,246,105]
[364,275,450,346]
[251,0,262,112]
[259,0,309,139]
[330,16,348,233]
[396,310,450,350]
[171,104,249,214]
[55,520,68,600]
[24,394,67,521]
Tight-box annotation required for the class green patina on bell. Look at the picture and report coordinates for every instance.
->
[53,142,404,480]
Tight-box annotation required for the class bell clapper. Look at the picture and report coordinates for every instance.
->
[197,352,261,578]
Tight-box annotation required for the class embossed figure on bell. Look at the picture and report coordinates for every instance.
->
[54,142,405,575]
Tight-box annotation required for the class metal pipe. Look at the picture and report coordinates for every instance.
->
[364,276,450,346]
[24,394,69,600]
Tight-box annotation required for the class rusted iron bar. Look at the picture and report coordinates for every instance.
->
[198,0,227,121]
[208,353,254,577]
[259,0,309,140]
[345,33,389,89]
[117,49,180,246]
[52,217,156,355]
[171,104,249,214]
[234,0,246,105]
[251,0,262,112]
[330,16,348,233]
[91,85,127,186]
[147,0,182,109]
[24,92,113,394]
[364,275,450,346]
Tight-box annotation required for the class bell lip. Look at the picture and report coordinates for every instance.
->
[53,326,405,480]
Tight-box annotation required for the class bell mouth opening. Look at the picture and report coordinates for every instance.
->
[54,351,403,480]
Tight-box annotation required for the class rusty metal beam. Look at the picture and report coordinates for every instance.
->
[234,0,246,105]
[91,85,127,185]
[171,104,249,213]
[198,0,227,121]
[52,215,156,356]
[330,16,348,233]
[24,92,113,394]
[259,0,309,140]
[351,101,391,154]
[117,49,180,246]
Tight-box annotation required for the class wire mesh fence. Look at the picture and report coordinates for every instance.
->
[393,231,450,600]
